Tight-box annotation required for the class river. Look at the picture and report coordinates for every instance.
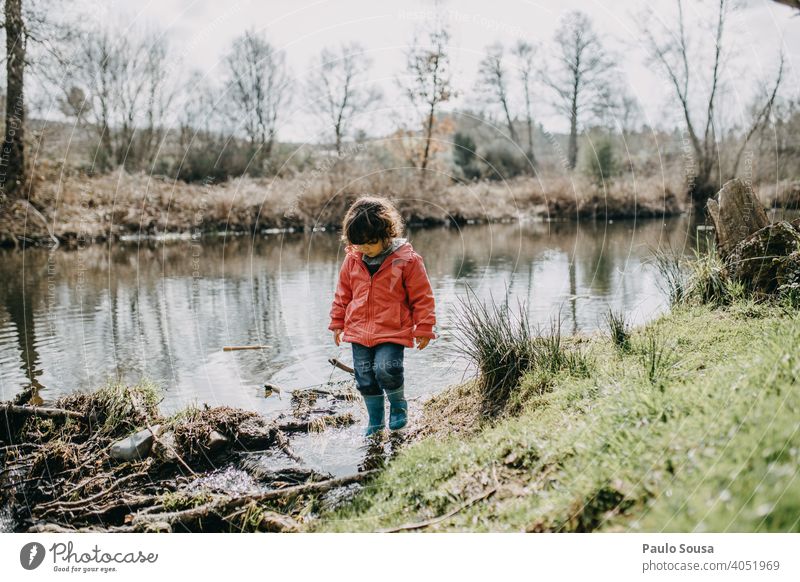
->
[1,217,700,477]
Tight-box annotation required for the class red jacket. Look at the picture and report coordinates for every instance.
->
[329,241,436,348]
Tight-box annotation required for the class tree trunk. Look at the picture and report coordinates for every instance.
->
[525,117,537,171]
[567,77,579,170]
[500,97,519,146]
[2,0,26,202]
[568,106,578,171]
[420,100,436,180]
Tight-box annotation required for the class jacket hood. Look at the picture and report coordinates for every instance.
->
[345,239,414,260]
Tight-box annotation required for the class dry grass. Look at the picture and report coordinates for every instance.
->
[413,379,487,441]
[4,166,686,245]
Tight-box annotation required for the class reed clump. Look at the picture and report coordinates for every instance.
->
[452,289,590,413]
[604,308,631,352]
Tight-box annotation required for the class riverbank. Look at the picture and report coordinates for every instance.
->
[310,300,800,532]
[1,170,685,247]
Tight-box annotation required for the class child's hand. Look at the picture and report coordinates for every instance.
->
[414,336,430,350]
[332,329,343,346]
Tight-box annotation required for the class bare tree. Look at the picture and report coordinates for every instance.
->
[177,71,219,142]
[58,26,177,172]
[728,54,784,179]
[616,94,643,136]
[477,43,519,146]
[590,79,640,135]
[139,36,176,169]
[543,11,613,171]
[1,0,26,201]
[307,42,380,155]
[641,0,787,206]
[400,19,455,180]
[511,40,538,169]
[639,0,731,206]
[770,97,800,180]
[0,0,75,201]
[71,29,118,170]
[223,30,291,170]
[170,70,229,181]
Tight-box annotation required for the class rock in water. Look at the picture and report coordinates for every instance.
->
[726,221,800,296]
[207,430,230,452]
[707,179,769,258]
[110,425,161,461]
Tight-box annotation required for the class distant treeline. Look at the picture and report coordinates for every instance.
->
[0,1,798,209]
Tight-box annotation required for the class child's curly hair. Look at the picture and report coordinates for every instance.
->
[341,196,404,245]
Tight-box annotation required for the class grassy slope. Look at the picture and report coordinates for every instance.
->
[312,302,800,532]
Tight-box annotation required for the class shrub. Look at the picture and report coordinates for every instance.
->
[479,141,528,181]
[453,132,480,180]
[583,137,618,187]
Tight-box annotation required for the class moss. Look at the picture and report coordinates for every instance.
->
[160,491,215,512]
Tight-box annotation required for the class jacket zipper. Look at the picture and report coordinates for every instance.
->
[368,275,374,345]
[358,250,399,346]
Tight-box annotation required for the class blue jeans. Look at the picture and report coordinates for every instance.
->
[351,342,405,396]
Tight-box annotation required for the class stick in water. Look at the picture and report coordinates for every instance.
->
[222,345,271,351]
[328,358,355,374]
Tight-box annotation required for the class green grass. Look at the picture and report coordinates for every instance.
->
[636,328,678,389]
[311,302,800,532]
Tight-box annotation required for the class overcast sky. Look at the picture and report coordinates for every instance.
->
[74,0,800,142]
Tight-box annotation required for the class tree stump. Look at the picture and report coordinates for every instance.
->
[706,179,769,258]
[726,221,800,296]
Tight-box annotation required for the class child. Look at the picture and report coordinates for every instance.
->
[329,196,436,435]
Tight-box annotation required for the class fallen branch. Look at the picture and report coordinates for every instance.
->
[0,404,87,422]
[223,505,301,533]
[223,345,271,351]
[291,387,355,401]
[38,471,148,517]
[379,488,497,533]
[328,358,355,374]
[28,522,132,533]
[273,429,302,463]
[43,473,114,507]
[1,475,43,490]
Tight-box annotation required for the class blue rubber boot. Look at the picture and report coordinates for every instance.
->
[362,393,385,436]
[385,386,408,431]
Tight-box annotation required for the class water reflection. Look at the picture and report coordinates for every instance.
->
[2,217,707,476]
[0,218,700,414]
